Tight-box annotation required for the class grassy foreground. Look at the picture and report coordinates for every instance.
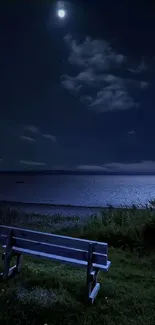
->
[0,204,155,325]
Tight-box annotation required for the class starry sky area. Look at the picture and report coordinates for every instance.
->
[0,1,155,173]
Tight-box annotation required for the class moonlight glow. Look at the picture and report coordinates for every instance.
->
[57,9,66,18]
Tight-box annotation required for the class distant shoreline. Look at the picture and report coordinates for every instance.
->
[0,200,103,217]
[0,170,155,176]
[0,199,147,209]
[0,200,151,218]
[0,199,115,210]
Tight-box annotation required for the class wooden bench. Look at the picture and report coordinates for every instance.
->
[0,225,111,304]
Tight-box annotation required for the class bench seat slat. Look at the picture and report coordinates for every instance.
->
[2,245,111,271]
[0,225,107,255]
[0,235,107,265]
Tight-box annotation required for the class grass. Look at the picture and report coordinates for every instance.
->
[0,204,155,324]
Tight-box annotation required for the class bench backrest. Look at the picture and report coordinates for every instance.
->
[0,225,108,266]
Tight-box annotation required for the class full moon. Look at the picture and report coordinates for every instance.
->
[57,9,66,18]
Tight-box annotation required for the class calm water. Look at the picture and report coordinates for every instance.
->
[0,174,155,207]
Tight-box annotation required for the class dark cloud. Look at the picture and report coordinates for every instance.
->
[20,160,46,166]
[24,125,40,134]
[24,125,57,143]
[42,134,57,143]
[20,135,36,142]
[62,35,149,113]
[128,130,135,135]
[77,161,155,173]
[128,59,147,74]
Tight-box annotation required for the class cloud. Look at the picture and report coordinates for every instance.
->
[64,35,125,69]
[20,160,46,166]
[128,59,147,74]
[24,125,40,133]
[23,126,57,143]
[20,135,36,142]
[62,35,148,113]
[80,95,92,104]
[128,130,135,135]
[77,165,108,171]
[61,78,81,92]
[104,161,155,173]
[77,160,155,173]
[42,134,57,142]
[24,126,57,142]
[90,88,136,112]
[140,81,148,89]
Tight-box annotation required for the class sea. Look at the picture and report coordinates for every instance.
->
[0,174,155,208]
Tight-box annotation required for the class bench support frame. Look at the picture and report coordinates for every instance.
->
[86,243,101,304]
[0,230,23,281]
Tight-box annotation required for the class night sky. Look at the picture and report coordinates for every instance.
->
[0,1,155,173]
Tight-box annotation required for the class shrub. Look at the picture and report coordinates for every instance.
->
[1,203,155,253]
[75,206,155,253]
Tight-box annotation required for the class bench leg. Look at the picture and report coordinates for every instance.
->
[16,254,23,273]
[3,251,12,280]
[0,253,23,281]
[86,243,100,304]
[88,269,100,304]
[0,230,23,281]
[1,229,14,281]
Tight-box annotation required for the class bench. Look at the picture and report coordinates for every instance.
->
[0,225,111,304]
